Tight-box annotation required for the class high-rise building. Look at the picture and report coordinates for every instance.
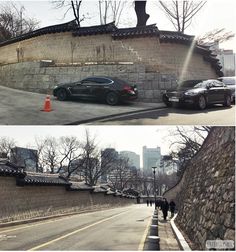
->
[119,151,140,169]
[142,146,161,174]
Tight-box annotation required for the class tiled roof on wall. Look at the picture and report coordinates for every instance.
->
[0,20,78,47]
[72,22,117,37]
[17,172,70,186]
[92,186,108,193]
[68,181,94,191]
[0,161,25,177]
[159,30,194,44]
[112,24,159,39]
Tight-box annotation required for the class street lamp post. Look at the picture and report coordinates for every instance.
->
[152,166,157,209]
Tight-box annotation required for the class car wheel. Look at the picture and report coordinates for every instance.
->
[162,95,172,107]
[197,95,207,110]
[223,95,231,107]
[106,92,119,105]
[57,89,68,101]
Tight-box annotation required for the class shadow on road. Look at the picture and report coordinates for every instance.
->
[102,104,234,122]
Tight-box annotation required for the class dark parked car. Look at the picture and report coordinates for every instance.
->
[53,76,138,105]
[162,79,232,110]
[218,76,235,103]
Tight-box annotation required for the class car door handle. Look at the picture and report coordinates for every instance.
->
[86,86,91,88]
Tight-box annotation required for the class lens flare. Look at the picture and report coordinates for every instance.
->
[179,39,197,83]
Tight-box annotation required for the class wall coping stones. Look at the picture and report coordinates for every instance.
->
[68,181,94,191]
[0,161,25,177]
[18,172,71,186]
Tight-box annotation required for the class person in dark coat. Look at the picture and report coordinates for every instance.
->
[169,200,176,218]
[161,198,169,220]
[146,199,149,206]
[150,200,153,207]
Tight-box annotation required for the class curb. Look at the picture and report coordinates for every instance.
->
[66,103,166,125]
[170,214,192,251]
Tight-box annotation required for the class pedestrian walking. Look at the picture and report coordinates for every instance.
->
[146,199,149,206]
[150,200,153,207]
[169,200,176,218]
[161,198,169,221]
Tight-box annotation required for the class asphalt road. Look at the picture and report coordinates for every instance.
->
[0,85,234,125]
[0,204,154,251]
[89,104,235,125]
[0,85,163,125]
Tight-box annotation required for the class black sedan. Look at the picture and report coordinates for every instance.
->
[53,76,138,105]
[162,79,232,110]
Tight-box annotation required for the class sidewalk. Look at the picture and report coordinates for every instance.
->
[158,211,181,251]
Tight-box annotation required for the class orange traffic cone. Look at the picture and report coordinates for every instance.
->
[42,95,52,112]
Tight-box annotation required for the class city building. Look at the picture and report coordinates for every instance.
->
[100,148,119,183]
[217,50,236,76]
[119,151,140,169]
[10,147,38,172]
[142,146,161,174]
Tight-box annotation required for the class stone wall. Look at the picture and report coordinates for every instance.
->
[0,33,218,81]
[0,32,219,102]
[0,61,177,102]
[165,127,235,250]
[0,176,135,224]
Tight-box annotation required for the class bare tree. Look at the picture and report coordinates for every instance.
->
[80,130,117,186]
[41,137,59,174]
[56,136,82,178]
[197,28,235,46]
[0,137,16,158]
[158,1,206,33]
[139,173,153,196]
[51,0,88,27]
[156,172,178,195]
[108,157,135,191]
[98,0,127,26]
[0,3,39,42]
[168,126,211,177]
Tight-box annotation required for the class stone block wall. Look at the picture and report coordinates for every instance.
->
[0,176,135,224]
[0,32,218,97]
[0,62,177,102]
[165,127,235,250]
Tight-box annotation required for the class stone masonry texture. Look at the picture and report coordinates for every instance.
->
[0,176,135,224]
[0,33,218,103]
[164,127,235,250]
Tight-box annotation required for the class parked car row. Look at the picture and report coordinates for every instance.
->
[53,76,235,109]
[162,79,233,110]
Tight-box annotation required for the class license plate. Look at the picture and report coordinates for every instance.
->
[169,97,179,102]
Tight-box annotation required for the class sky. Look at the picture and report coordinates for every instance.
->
[1,0,235,51]
[0,125,184,165]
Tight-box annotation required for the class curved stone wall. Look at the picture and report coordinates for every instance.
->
[0,32,218,81]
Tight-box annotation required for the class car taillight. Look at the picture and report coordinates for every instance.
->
[123,85,132,91]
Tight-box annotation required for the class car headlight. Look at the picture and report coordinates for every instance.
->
[184,91,197,96]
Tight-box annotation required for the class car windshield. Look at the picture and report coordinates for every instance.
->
[177,80,202,88]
